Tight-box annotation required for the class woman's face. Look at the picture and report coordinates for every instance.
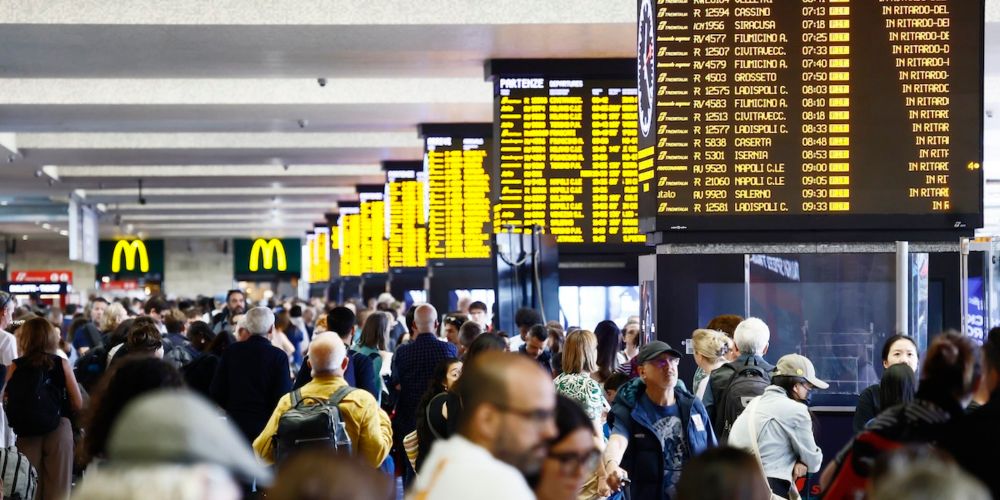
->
[538,428,599,500]
[885,338,919,372]
[445,362,463,390]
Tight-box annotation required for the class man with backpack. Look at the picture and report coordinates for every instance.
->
[292,307,377,398]
[253,333,392,468]
[706,317,774,443]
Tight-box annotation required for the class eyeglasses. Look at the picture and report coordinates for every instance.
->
[491,402,555,424]
[645,357,679,370]
[548,449,601,474]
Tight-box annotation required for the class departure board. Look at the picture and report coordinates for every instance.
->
[337,203,362,277]
[311,225,331,282]
[487,60,646,246]
[637,0,984,233]
[384,161,428,268]
[420,123,494,259]
[358,186,389,274]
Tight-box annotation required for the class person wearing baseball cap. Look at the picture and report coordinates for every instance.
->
[727,354,826,498]
[604,341,718,500]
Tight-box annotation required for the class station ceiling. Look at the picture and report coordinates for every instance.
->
[0,0,997,239]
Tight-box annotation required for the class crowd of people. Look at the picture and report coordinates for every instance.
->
[0,288,996,500]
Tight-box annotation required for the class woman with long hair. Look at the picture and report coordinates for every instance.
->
[412,358,463,472]
[5,317,83,500]
[593,320,621,384]
[355,311,393,404]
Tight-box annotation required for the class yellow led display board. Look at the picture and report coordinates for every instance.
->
[385,161,428,268]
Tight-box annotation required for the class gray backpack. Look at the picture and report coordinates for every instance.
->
[273,386,356,463]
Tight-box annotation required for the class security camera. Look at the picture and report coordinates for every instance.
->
[139,197,147,206]
[283,164,291,171]
[34,170,43,178]
[317,78,327,87]
[297,119,308,129]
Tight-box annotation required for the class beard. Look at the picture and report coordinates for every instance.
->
[493,427,548,476]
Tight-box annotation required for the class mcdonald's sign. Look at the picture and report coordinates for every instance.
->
[97,240,164,278]
[249,238,287,272]
[233,238,301,278]
[112,240,149,273]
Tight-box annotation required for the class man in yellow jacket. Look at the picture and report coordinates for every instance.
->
[253,332,393,468]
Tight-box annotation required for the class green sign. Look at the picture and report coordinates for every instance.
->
[233,238,302,278]
[96,239,165,279]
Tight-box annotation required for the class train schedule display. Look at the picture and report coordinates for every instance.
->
[637,0,984,234]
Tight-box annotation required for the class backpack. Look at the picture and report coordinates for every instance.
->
[5,362,65,437]
[0,445,38,500]
[162,337,196,369]
[717,362,770,442]
[74,346,109,392]
[272,386,356,463]
[821,430,903,499]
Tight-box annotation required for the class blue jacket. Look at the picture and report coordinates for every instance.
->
[609,377,717,500]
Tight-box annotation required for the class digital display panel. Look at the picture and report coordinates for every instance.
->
[637,0,984,234]
[487,60,645,246]
[420,124,494,259]
[384,161,428,268]
[309,226,331,283]
[338,203,362,277]
[358,186,388,274]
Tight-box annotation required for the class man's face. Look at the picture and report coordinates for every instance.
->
[445,324,460,345]
[90,301,108,323]
[470,308,487,327]
[525,336,546,359]
[493,370,557,475]
[639,353,680,391]
[228,293,246,315]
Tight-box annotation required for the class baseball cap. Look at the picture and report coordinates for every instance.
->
[774,354,829,390]
[636,340,683,364]
[106,389,272,485]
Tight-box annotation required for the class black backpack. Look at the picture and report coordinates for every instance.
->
[716,362,771,443]
[5,363,65,436]
[273,386,356,463]
[73,346,110,392]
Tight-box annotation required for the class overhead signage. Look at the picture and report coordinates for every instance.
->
[97,239,164,279]
[10,270,73,284]
[233,238,302,278]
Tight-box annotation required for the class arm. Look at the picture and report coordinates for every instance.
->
[3,361,14,401]
[209,353,229,407]
[252,395,290,464]
[604,433,630,492]
[61,358,84,413]
[388,348,402,391]
[786,407,823,472]
[348,392,394,468]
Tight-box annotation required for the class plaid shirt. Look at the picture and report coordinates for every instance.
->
[390,333,458,436]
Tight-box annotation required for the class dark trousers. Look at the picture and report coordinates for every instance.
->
[767,477,792,497]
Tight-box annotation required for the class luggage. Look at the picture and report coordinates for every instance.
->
[272,386,355,463]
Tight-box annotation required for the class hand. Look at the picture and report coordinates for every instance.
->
[606,464,629,492]
[597,476,612,497]
[793,462,808,479]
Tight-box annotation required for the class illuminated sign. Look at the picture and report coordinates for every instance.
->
[308,226,331,283]
[112,240,150,273]
[233,239,301,277]
[97,239,164,278]
[337,203,362,277]
[639,0,983,234]
[419,124,493,259]
[359,186,388,274]
[249,238,287,272]
[384,160,428,268]
[7,283,68,295]
[486,60,645,246]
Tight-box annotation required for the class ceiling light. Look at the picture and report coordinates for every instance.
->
[21,235,28,241]
[59,230,68,236]
[41,223,51,229]
[0,201,7,206]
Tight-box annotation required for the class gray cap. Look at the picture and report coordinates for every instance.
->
[774,354,829,390]
[636,340,683,364]
[106,389,272,485]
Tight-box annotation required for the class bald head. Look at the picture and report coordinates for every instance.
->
[456,351,557,474]
[309,332,348,377]
[414,303,438,334]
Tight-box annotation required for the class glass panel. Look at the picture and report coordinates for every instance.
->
[747,253,925,404]
[558,286,641,330]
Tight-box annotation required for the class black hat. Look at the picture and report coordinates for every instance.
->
[636,340,683,364]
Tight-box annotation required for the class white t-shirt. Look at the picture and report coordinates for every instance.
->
[507,334,525,353]
[0,330,17,447]
[408,435,535,500]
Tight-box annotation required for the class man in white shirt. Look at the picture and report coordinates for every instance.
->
[409,351,557,500]
[0,292,19,369]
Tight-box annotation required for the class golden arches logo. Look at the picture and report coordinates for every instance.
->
[249,238,287,272]
[112,240,150,273]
